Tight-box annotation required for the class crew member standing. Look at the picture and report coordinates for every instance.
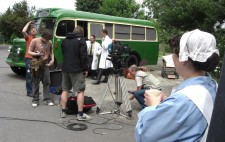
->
[60,26,92,121]
[86,35,102,80]
[92,29,113,84]
[28,30,54,107]
[22,21,37,97]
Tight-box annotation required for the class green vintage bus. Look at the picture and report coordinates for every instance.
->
[6,8,159,75]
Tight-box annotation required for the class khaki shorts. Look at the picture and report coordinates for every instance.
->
[62,72,86,92]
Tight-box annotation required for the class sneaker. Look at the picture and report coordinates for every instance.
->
[91,80,100,85]
[45,101,54,106]
[77,113,92,121]
[61,111,66,118]
[48,101,54,106]
[32,103,38,107]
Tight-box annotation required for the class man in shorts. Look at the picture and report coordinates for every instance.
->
[60,26,92,121]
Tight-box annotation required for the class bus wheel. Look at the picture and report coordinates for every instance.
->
[125,54,139,67]
[10,66,26,75]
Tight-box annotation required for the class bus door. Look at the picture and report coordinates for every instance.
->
[55,19,75,69]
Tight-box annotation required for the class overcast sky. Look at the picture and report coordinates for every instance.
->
[0,0,76,13]
[0,0,143,14]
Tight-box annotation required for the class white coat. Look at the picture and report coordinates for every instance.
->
[86,41,102,70]
[99,35,113,69]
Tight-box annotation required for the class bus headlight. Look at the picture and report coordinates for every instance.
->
[8,46,12,52]
[16,48,21,54]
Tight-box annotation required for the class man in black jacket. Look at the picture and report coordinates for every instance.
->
[60,26,91,120]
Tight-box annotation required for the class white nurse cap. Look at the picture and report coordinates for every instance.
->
[179,29,219,62]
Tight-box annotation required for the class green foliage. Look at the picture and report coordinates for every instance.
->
[144,0,225,80]
[0,32,5,43]
[133,9,150,20]
[99,0,140,18]
[144,0,225,52]
[215,30,225,59]
[0,0,34,43]
[144,0,222,32]
[76,0,103,13]
[10,33,18,42]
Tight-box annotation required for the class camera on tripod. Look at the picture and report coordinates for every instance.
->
[95,41,132,118]
[107,41,131,75]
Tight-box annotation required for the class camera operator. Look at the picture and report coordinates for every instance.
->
[92,29,113,85]
[127,64,162,108]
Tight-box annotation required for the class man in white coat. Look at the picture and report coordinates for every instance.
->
[92,29,113,84]
[86,35,101,79]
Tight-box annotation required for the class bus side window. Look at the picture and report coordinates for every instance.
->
[115,24,130,39]
[90,23,104,39]
[132,26,145,40]
[56,20,75,37]
[146,28,156,40]
[105,23,113,39]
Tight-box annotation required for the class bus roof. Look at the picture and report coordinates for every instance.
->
[36,8,158,27]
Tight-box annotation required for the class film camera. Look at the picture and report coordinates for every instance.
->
[107,41,131,75]
[96,41,133,118]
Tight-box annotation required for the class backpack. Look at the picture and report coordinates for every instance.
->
[66,96,96,115]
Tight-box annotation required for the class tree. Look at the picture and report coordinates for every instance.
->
[76,0,103,13]
[144,0,225,53]
[144,0,223,31]
[144,0,225,79]
[0,0,33,42]
[0,8,13,42]
[99,0,140,18]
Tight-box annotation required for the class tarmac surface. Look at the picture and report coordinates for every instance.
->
[0,45,182,142]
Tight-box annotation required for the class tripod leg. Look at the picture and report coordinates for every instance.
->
[98,75,132,118]
[96,75,113,113]
[119,77,132,117]
[115,75,122,104]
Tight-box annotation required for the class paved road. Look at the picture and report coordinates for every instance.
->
[0,45,182,142]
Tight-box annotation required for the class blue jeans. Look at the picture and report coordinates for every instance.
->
[25,58,32,96]
[134,89,147,108]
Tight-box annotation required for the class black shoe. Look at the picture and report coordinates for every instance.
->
[101,80,108,83]
[92,80,100,85]
[27,94,33,97]
[91,76,97,80]
[101,77,108,83]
